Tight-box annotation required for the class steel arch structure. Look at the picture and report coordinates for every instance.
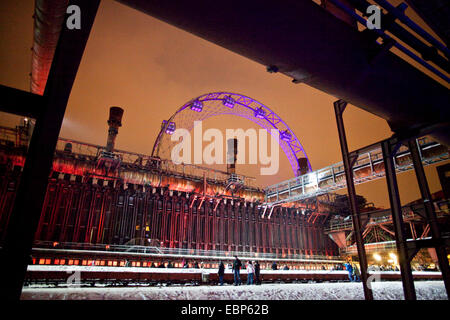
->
[152,92,312,176]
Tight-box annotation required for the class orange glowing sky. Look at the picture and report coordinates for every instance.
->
[0,0,448,208]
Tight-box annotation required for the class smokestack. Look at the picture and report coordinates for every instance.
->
[63,142,72,153]
[227,138,238,174]
[297,157,309,176]
[106,106,124,153]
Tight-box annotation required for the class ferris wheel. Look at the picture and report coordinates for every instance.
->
[151,92,312,177]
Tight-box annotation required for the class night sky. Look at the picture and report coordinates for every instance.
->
[0,0,448,208]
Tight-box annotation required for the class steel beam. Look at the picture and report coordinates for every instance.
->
[0,0,100,300]
[408,139,450,299]
[345,0,449,71]
[381,140,416,300]
[116,0,450,146]
[0,84,45,119]
[334,99,373,300]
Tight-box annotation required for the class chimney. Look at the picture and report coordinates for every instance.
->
[227,138,238,174]
[106,106,124,153]
[297,157,309,176]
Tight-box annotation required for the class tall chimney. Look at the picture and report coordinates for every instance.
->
[297,157,309,176]
[106,106,124,153]
[227,138,238,174]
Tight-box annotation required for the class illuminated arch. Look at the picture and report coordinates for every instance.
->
[152,92,312,176]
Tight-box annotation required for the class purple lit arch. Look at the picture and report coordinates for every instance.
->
[152,92,312,176]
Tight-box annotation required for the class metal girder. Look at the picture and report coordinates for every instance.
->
[332,100,449,301]
[421,224,431,239]
[405,0,450,48]
[407,237,450,254]
[378,224,395,237]
[198,197,205,209]
[381,139,417,300]
[116,0,450,145]
[0,0,100,300]
[264,135,448,206]
[362,226,372,239]
[409,222,417,240]
[189,195,197,209]
[345,0,449,71]
[0,84,45,119]
[334,99,373,300]
[213,199,220,212]
[408,139,450,298]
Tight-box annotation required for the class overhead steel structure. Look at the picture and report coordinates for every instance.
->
[116,0,450,145]
[0,0,100,301]
[334,99,449,300]
[264,136,449,206]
